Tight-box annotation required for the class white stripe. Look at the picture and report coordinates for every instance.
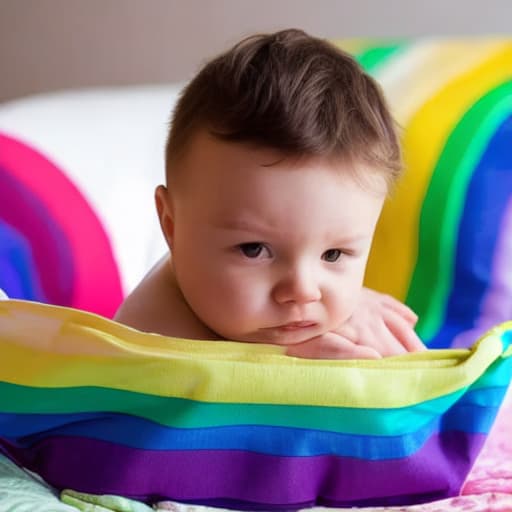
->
[374,38,510,125]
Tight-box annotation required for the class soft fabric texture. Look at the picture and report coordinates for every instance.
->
[0,300,511,509]
[0,452,75,512]
[356,38,512,348]
[0,133,123,317]
[0,86,178,303]
[60,489,153,512]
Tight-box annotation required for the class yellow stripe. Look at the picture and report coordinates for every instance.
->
[365,41,512,299]
[0,301,507,408]
[331,38,374,55]
[377,39,511,124]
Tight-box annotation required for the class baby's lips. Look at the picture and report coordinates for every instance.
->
[276,321,317,331]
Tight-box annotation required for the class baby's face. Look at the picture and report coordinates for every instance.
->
[163,132,386,345]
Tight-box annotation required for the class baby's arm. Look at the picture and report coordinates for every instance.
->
[114,255,221,340]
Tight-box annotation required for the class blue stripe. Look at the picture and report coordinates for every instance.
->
[0,215,44,302]
[1,388,505,459]
[0,165,74,305]
[428,114,512,348]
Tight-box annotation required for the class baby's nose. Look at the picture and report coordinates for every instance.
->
[272,268,322,305]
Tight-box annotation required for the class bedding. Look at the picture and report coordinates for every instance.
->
[0,300,511,509]
[1,375,510,512]
[0,85,177,307]
[0,133,123,316]
[152,383,512,509]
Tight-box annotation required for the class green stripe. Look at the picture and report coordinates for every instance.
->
[407,81,512,340]
[1,357,509,436]
[355,42,407,73]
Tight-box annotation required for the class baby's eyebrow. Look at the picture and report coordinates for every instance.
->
[212,217,270,233]
[214,219,370,244]
[332,234,371,243]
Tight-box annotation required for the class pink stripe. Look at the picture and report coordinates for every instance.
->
[0,133,123,317]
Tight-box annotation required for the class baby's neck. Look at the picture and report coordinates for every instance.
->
[115,254,221,341]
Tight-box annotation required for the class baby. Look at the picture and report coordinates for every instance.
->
[115,29,425,359]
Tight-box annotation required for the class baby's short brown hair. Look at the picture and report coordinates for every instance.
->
[165,29,401,188]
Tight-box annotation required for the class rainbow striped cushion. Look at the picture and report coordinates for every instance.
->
[0,300,511,508]
[355,38,512,348]
[0,133,123,317]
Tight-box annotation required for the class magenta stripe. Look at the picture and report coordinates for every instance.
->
[454,198,512,347]
[0,168,73,304]
[0,133,123,316]
[0,432,485,508]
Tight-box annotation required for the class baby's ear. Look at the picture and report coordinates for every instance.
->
[155,185,174,249]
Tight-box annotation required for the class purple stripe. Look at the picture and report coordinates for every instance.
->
[0,167,74,305]
[0,432,486,508]
[0,220,44,300]
[453,198,512,347]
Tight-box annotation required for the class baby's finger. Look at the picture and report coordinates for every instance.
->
[335,319,405,358]
[363,324,408,357]
[286,334,381,360]
[380,293,418,326]
[383,310,426,352]
[330,337,382,360]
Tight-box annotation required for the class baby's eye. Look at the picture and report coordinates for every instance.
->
[238,242,271,259]
[322,248,342,262]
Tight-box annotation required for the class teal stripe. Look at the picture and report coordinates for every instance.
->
[0,379,508,437]
[355,42,407,73]
[469,353,512,390]
[2,394,501,456]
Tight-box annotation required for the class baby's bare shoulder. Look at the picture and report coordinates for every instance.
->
[114,255,219,340]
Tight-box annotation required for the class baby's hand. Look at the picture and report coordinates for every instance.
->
[285,288,426,360]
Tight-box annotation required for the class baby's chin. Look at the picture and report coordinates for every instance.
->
[224,325,326,346]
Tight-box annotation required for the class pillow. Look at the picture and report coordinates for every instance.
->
[0,299,511,509]
[0,132,123,317]
[0,86,180,313]
[355,38,512,349]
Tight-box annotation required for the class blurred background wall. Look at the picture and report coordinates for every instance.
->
[1,0,511,103]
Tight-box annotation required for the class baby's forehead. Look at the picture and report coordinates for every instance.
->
[170,131,387,197]
[171,131,300,173]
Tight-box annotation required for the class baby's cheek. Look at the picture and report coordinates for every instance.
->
[213,279,262,323]
[329,282,362,324]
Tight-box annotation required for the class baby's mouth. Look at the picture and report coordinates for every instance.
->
[255,322,320,345]
[274,321,317,331]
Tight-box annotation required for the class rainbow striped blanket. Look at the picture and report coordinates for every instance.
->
[0,300,511,509]
[355,38,512,349]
